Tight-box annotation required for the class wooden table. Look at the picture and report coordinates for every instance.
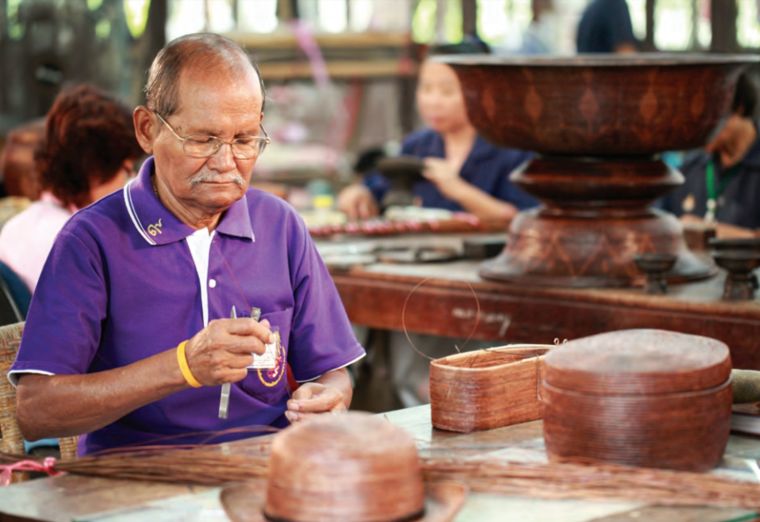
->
[320,234,760,369]
[0,406,758,522]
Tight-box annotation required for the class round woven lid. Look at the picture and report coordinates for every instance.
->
[543,329,731,395]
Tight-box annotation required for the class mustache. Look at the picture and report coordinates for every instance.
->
[189,171,245,186]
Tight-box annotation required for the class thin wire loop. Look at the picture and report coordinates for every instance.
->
[400,278,481,361]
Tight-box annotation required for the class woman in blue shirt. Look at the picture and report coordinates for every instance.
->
[338,41,537,407]
[338,43,535,223]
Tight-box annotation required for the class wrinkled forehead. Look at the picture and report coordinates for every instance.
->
[173,64,264,126]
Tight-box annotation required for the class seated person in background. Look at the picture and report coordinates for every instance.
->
[0,84,143,293]
[661,73,760,238]
[518,0,561,55]
[10,33,364,455]
[576,0,638,54]
[341,38,536,408]
[338,40,536,224]
[0,118,45,201]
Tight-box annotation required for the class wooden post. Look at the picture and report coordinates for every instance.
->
[462,0,477,37]
[642,0,656,51]
[277,0,296,21]
[129,0,167,104]
[0,0,7,113]
[711,0,738,52]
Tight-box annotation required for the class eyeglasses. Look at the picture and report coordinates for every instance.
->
[154,111,270,160]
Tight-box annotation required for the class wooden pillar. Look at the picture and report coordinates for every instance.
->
[277,0,296,20]
[146,0,167,59]
[642,0,655,51]
[711,0,737,52]
[0,0,7,113]
[462,0,477,37]
[130,0,167,104]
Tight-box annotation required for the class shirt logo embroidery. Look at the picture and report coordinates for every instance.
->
[258,342,286,388]
[146,219,163,236]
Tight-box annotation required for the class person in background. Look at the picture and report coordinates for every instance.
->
[339,38,537,408]
[661,73,760,237]
[576,0,637,54]
[0,118,45,202]
[10,34,364,455]
[338,39,536,224]
[518,0,560,55]
[0,85,143,293]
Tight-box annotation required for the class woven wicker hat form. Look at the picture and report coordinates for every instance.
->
[541,329,732,471]
[221,412,467,522]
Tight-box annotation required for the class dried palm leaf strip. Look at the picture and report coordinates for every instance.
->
[422,458,760,509]
[0,439,271,486]
[4,447,760,511]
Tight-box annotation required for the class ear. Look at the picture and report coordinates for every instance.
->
[133,106,156,155]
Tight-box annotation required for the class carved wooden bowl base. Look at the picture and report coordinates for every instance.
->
[480,158,715,288]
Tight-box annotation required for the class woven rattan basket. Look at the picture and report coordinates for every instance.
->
[430,345,552,433]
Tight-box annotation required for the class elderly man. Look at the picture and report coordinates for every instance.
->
[10,33,365,455]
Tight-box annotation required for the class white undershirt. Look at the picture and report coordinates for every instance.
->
[184,228,215,327]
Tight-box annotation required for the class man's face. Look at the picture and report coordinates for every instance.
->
[151,65,264,216]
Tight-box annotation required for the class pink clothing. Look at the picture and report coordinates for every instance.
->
[0,192,73,292]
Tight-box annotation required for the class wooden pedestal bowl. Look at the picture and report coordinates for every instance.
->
[712,250,760,301]
[541,329,732,471]
[439,54,757,287]
[376,155,425,208]
[633,252,678,294]
[708,237,760,252]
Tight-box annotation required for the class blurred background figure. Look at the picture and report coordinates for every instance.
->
[0,119,45,202]
[337,39,536,226]
[0,84,142,295]
[660,72,760,238]
[339,37,537,408]
[518,0,561,55]
[576,0,638,53]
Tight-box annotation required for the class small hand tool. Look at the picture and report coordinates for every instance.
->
[218,306,237,419]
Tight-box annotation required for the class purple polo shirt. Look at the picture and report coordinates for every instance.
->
[10,157,365,454]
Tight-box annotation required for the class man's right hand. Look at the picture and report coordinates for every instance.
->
[184,318,274,386]
[337,184,379,221]
[16,319,274,440]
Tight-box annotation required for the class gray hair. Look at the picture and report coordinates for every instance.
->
[144,33,266,117]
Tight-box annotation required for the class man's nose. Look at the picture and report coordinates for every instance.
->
[207,142,236,171]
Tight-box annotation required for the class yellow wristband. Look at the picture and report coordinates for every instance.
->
[176,340,202,388]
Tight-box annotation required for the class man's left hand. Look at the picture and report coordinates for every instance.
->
[285,383,347,423]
